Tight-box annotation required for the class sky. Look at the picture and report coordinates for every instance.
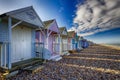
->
[0,0,120,44]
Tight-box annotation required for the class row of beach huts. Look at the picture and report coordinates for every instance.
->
[0,6,91,74]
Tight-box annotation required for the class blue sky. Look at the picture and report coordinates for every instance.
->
[85,28,120,44]
[0,0,120,44]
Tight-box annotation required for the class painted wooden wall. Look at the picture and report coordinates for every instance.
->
[44,22,60,59]
[0,22,9,42]
[0,44,2,66]
[72,39,76,50]
[36,31,44,43]
[36,31,39,42]
[53,36,60,53]
[11,26,32,63]
[68,38,72,50]
[62,38,68,51]
[49,22,59,33]
[36,21,60,59]
[48,35,53,54]
[0,22,9,68]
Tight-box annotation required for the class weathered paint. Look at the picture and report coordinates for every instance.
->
[48,35,53,53]
[36,20,60,60]
[0,22,9,42]
[72,39,76,50]
[7,6,43,28]
[53,36,60,53]
[0,21,9,68]
[59,27,68,55]
[68,37,72,50]
[11,25,32,63]
[8,17,12,69]
[36,31,44,43]
[0,44,3,66]
[49,22,59,32]
[0,6,43,69]
[0,42,8,68]
[31,29,36,58]
[62,38,68,51]
[36,31,40,42]
[68,31,76,50]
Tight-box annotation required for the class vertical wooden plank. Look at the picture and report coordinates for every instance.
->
[59,36,62,55]
[31,29,35,58]
[67,37,68,51]
[46,37,48,49]
[8,16,12,69]
[58,34,60,55]
[4,43,6,67]
[0,45,3,66]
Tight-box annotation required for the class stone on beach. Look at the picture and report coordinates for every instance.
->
[4,44,120,80]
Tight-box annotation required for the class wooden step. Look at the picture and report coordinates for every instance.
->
[23,64,44,73]
[9,58,44,72]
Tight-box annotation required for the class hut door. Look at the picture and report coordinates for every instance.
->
[12,26,32,63]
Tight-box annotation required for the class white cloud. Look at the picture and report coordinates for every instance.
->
[70,0,120,36]
[68,26,76,31]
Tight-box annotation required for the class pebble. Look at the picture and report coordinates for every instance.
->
[2,45,120,80]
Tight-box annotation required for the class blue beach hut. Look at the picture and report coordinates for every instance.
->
[0,6,44,70]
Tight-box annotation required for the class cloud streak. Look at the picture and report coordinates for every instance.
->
[70,0,120,36]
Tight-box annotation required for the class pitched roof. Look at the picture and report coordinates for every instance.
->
[4,6,44,28]
[43,19,54,29]
[68,31,75,38]
[59,27,66,34]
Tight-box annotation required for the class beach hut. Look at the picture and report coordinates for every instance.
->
[68,31,76,50]
[84,39,89,48]
[59,27,69,55]
[0,6,44,70]
[74,33,79,50]
[78,36,83,50]
[80,37,89,48]
[36,19,62,61]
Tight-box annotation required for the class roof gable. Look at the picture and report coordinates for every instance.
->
[43,19,54,29]
[62,30,67,35]
[43,19,59,33]
[68,31,75,38]
[59,27,68,35]
[6,6,43,28]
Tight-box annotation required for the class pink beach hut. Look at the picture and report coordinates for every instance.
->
[36,19,62,61]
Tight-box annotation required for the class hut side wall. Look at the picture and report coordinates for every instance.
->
[0,22,9,42]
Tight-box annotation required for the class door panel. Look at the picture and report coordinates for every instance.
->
[11,26,32,63]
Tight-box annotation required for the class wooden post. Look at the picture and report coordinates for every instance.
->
[67,37,68,51]
[58,34,60,55]
[4,43,6,68]
[8,16,12,69]
[31,29,36,58]
[0,44,3,66]
[59,35,62,55]
[46,30,52,49]
[46,30,48,49]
